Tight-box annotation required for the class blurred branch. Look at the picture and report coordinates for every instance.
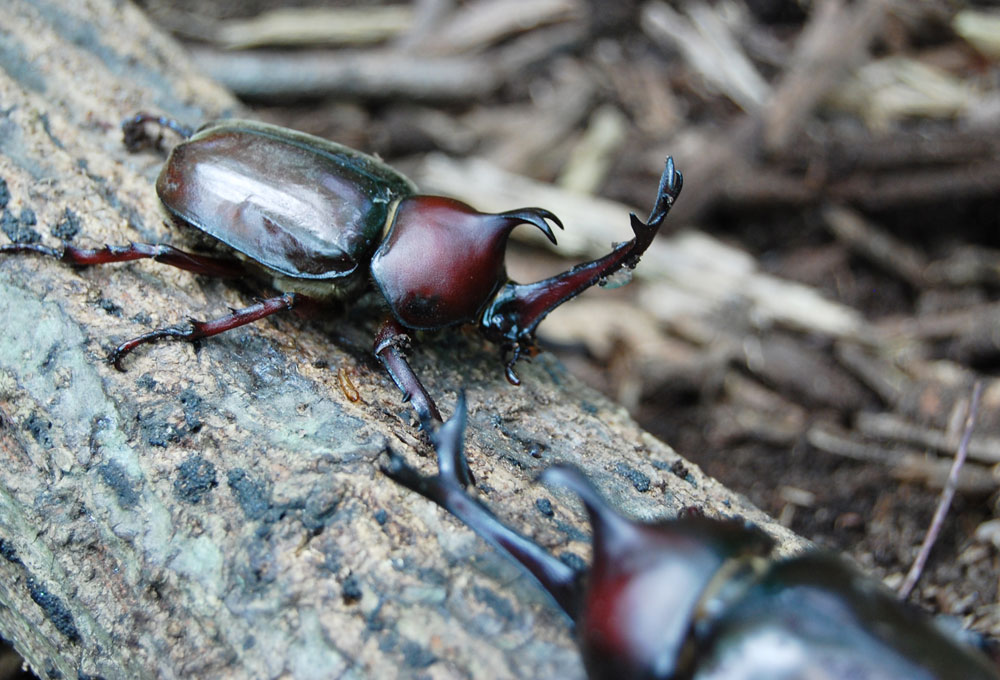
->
[191,23,583,101]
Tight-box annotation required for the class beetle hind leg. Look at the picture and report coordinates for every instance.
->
[110,292,300,370]
[0,242,247,279]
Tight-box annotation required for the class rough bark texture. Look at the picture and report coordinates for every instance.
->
[0,1,804,678]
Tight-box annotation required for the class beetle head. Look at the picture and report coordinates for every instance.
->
[542,465,774,679]
[371,196,561,333]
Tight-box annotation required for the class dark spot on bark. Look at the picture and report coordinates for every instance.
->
[18,207,35,227]
[0,178,9,208]
[366,600,386,632]
[615,462,650,492]
[417,567,448,587]
[40,344,61,371]
[96,298,122,316]
[98,461,139,509]
[135,374,157,391]
[178,388,203,431]
[227,469,271,521]
[51,208,81,241]
[341,574,362,603]
[378,630,397,652]
[302,484,342,532]
[401,640,436,669]
[26,577,79,642]
[174,456,217,504]
[670,459,689,480]
[139,415,182,448]
[374,509,388,526]
[25,412,53,448]
[38,114,63,150]
[0,537,21,564]
[554,520,589,543]
[535,497,554,517]
[2,207,40,243]
[243,543,277,588]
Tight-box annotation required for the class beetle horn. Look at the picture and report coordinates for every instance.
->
[495,207,563,245]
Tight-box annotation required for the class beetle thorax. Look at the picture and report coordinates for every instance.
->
[370,196,514,330]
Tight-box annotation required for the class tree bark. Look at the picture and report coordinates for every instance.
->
[0,1,804,678]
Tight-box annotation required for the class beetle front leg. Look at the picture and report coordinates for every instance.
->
[373,317,443,426]
[480,158,683,383]
[111,292,300,370]
[382,393,582,617]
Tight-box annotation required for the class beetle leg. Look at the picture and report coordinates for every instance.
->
[122,112,194,152]
[110,292,300,370]
[373,317,443,426]
[480,158,683,383]
[382,393,582,620]
[0,242,246,278]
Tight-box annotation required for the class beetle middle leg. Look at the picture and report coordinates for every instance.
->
[110,292,301,370]
[382,393,580,615]
[374,317,443,426]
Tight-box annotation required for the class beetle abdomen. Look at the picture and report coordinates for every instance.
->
[156,120,416,280]
[691,554,1000,679]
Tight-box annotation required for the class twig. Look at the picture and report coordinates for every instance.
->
[821,204,931,287]
[189,22,582,101]
[898,380,983,600]
[214,6,414,49]
[857,411,1000,465]
[762,0,888,152]
[416,0,581,55]
[641,1,770,112]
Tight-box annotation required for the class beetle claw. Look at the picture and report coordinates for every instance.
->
[384,392,474,489]
[503,345,524,385]
[121,113,194,152]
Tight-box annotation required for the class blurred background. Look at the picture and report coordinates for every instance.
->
[6,0,1000,674]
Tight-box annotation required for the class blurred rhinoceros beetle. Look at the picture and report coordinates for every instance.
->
[384,396,1000,679]
[1,114,681,425]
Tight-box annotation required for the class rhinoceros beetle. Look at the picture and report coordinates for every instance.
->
[0,114,682,426]
[384,396,1000,679]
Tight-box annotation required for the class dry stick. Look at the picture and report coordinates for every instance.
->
[190,22,583,101]
[898,380,984,600]
[821,204,931,288]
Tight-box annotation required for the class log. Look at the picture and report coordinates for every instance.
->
[0,1,804,678]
